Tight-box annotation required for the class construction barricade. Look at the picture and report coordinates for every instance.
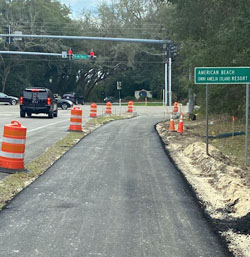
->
[0,120,27,171]
[90,103,97,118]
[69,107,82,132]
[105,102,112,114]
[127,101,134,113]
[173,102,178,113]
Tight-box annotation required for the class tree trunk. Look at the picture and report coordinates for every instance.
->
[1,63,10,93]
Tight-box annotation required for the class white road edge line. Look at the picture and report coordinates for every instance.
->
[27,119,69,133]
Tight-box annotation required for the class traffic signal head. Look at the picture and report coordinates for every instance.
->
[90,49,94,57]
[68,48,73,60]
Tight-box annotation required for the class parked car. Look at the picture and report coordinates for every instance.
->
[62,92,84,105]
[104,96,114,103]
[57,98,73,110]
[20,87,58,118]
[0,92,18,105]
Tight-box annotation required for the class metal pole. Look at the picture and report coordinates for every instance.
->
[168,57,172,107]
[245,83,249,165]
[8,25,11,44]
[206,84,209,155]
[0,33,170,45]
[163,89,165,107]
[0,50,61,57]
[119,90,121,116]
[165,61,168,105]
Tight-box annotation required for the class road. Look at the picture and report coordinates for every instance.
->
[0,104,167,165]
[0,111,231,256]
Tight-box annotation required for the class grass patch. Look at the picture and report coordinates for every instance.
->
[133,102,163,106]
[0,113,136,210]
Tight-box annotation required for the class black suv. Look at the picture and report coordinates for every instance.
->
[20,87,58,118]
[62,92,84,105]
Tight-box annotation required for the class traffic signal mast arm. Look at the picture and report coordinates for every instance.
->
[0,33,170,45]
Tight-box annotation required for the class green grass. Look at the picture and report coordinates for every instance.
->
[133,102,163,106]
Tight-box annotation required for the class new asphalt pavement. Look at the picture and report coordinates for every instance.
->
[0,113,231,256]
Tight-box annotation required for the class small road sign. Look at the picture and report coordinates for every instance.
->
[61,51,67,58]
[117,81,122,90]
[195,67,250,84]
[73,54,89,60]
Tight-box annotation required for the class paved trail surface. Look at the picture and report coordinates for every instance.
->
[0,116,231,257]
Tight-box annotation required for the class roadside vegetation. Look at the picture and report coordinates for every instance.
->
[0,0,248,119]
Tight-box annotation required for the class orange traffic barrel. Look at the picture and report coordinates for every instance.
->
[173,102,178,113]
[127,101,134,113]
[69,107,82,132]
[0,120,27,170]
[105,102,112,114]
[90,103,97,118]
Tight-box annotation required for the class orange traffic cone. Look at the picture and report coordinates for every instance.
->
[177,112,184,134]
[169,112,175,132]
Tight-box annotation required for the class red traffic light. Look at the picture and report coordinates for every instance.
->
[68,48,73,55]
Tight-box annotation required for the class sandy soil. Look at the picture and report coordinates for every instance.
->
[156,119,250,257]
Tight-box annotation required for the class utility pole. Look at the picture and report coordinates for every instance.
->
[168,54,172,107]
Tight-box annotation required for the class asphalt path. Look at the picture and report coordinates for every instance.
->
[0,112,231,256]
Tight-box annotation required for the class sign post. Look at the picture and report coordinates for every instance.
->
[195,67,250,164]
[246,83,249,165]
[117,81,122,114]
[206,84,209,155]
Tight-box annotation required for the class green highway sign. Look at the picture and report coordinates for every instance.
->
[194,67,250,84]
[73,54,89,59]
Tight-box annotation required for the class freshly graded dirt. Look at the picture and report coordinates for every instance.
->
[156,118,250,257]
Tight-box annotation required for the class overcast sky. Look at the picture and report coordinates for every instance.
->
[59,0,111,18]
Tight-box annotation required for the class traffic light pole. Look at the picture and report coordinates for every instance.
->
[168,57,172,106]
[165,60,168,106]
[0,34,172,106]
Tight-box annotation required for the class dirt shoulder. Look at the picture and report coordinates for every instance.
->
[156,116,250,257]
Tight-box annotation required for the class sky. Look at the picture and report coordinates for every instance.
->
[59,0,111,18]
